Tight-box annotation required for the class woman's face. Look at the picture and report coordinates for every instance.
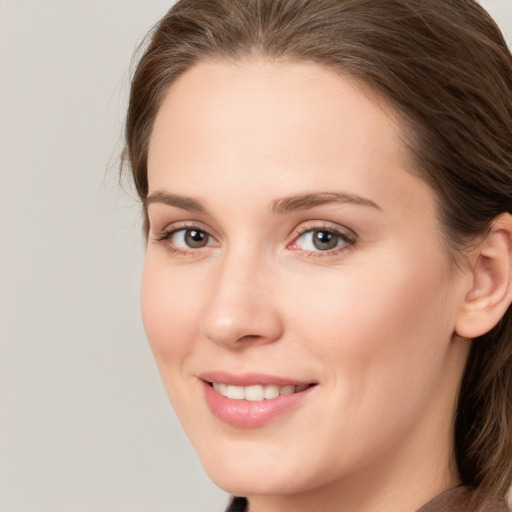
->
[143,60,470,504]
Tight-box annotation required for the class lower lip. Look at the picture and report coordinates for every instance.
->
[201,381,316,428]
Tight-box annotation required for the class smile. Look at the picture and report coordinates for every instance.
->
[209,382,312,401]
[201,375,318,428]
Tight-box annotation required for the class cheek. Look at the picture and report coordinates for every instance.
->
[287,249,456,417]
[140,256,213,430]
[140,256,203,369]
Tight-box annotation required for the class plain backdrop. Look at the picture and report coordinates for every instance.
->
[1,1,511,511]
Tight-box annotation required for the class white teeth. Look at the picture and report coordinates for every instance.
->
[213,382,228,395]
[245,385,264,402]
[226,385,245,400]
[263,384,280,399]
[211,382,309,401]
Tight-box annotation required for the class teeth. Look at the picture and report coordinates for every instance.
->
[280,385,295,395]
[211,382,310,401]
[263,384,280,399]
[245,385,264,402]
[226,385,245,400]
[213,382,229,395]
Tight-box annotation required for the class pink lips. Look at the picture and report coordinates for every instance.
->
[199,371,317,428]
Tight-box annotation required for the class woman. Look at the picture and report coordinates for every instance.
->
[123,0,512,510]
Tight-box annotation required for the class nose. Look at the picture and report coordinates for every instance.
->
[199,252,284,349]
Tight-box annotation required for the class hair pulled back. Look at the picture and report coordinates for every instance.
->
[124,0,512,499]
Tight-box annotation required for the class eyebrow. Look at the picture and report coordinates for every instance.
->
[271,192,381,214]
[145,191,207,213]
[145,190,381,214]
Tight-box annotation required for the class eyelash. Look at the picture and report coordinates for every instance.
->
[153,222,357,258]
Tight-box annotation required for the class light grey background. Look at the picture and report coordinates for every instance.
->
[1,1,511,511]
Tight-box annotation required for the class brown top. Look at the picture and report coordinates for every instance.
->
[226,486,511,512]
[416,486,510,512]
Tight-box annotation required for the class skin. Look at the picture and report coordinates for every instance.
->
[142,60,474,512]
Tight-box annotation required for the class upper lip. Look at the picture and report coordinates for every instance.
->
[198,370,316,387]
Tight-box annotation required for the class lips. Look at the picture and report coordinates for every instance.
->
[199,371,317,428]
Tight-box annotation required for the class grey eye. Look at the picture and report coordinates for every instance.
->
[295,229,346,252]
[183,229,209,248]
[312,230,339,250]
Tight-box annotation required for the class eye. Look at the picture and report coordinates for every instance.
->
[178,228,210,248]
[291,227,355,254]
[155,226,217,252]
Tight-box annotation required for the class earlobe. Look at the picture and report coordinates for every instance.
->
[455,214,512,339]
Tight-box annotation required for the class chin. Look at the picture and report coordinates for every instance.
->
[205,463,305,497]
[192,434,320,497]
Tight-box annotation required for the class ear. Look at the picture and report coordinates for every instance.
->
[455,213,512,339]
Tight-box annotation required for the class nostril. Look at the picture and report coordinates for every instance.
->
[240,334,260,341]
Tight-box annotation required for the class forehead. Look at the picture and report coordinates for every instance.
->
[147,59,430,220]
[149,59,406,177]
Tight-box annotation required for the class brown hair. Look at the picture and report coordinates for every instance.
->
[124,0,512,500]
